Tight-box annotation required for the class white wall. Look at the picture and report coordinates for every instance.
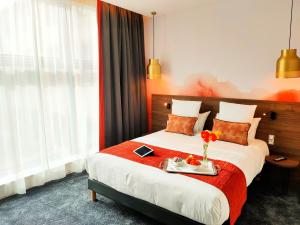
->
[144,0,300,99]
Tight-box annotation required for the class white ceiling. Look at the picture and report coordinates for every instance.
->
[102,0,207,16]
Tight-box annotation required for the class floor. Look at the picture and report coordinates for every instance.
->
[0,173,299,225]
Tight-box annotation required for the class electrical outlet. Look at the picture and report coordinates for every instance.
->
[268,135,275,145]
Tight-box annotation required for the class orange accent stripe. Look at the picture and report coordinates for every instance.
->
[98,0,105,150]
[102,140,247,225]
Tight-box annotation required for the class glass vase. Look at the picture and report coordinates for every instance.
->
[202,143,209,167]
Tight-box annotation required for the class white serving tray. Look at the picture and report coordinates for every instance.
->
[162,158,219,176]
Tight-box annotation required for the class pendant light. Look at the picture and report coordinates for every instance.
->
[147,11,161,79]
[276,0,300,78]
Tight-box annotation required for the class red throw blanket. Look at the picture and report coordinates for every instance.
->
[101,141,247,225]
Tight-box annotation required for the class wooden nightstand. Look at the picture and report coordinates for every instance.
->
[265,155,299,195]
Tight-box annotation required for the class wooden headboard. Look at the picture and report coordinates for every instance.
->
[152,94,300,164]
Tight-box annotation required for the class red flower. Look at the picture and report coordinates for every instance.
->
[210,133,217,142]
[201,130,209,139]
[201,130,219,143]
[189,159,200,166]
[204,137,209,143]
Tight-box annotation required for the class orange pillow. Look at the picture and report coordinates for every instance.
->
[165,114,197,136]
[212,119,251,145]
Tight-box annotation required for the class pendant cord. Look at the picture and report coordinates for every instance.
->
[289,0,294,49]
[152,13,155,58]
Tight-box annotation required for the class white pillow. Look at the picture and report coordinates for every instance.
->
[248,118,261,140]
[172,99,201,117]
[217,102,257,123]
[193,111,211,134]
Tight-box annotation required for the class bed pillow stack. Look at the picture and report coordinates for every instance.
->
[165,99,261,143]
[214,102,259,145]
[165,99,210,135]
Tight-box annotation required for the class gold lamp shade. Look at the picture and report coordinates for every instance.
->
[147,11,161,79]
[147,58,161,79]
[276,49,300,78]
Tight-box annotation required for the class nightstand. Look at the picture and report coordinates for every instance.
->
[265,155,299,195]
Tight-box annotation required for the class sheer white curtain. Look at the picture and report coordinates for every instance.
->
[0,0,98,199]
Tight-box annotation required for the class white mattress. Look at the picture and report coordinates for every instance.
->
[86,130,269,225]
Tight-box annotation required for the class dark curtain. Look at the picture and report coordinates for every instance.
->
[99,1,147,147]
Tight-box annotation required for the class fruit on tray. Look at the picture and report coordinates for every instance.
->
[185,155,193,164]
[189,159,200,166]
[185,155,200,166]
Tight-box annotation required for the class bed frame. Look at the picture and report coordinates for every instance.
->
[88,179,230,225]
[88,94,300,224]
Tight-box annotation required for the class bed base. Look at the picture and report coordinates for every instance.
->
[88,179,229,225]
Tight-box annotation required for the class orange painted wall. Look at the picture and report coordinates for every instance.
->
[146,74,300,132]
[143,0,300,131]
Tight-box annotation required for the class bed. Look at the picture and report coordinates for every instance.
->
[87,94,300,225]
[87,130,269,225]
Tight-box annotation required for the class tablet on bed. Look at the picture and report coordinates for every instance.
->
[133,145,154,157]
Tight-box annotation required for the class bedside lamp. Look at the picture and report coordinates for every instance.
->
[263,111,277,120]
[164,102,171,109]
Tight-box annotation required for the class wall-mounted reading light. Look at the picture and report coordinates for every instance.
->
[164,102,171,109]
[263,111,277,120]
[270,112,277,120]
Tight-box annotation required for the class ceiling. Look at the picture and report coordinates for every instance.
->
[102,0,207,16]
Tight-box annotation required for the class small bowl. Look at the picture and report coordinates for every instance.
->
[172,157,185,167]
[174,160,185,168]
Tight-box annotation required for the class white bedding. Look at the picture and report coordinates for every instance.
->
[86,130,269,225]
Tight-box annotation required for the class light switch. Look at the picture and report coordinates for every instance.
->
[268,135,275,145]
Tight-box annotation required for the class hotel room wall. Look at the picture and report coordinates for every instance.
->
[143,1,300,187]
[144,0,300,130]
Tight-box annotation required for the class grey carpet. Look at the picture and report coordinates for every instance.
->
[0,173,299,225]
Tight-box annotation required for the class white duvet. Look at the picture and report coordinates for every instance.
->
[86,131,269,225]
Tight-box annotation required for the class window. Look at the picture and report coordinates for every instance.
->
[0,0,98,195]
